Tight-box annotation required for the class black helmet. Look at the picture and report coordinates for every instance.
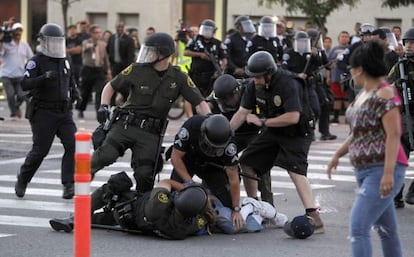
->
[199,114,233,157]
[38,23,66,58]
[306,29,319,41]
[213,74,240,99]
[39,23,64,38]
[258,16,276,38]
[245,51,277,77]
[137,32,175,63]
[294,31,311,54]
[199,19,216,38]
[294,31,309,40]
[234,15,256,34]
[260,16,274,24]
[402,27,414,45]
[174,185,208,218]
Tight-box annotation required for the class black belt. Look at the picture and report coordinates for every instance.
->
[35,101,70,112]
[119,112,164,134]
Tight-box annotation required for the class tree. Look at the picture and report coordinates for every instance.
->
[54,0,80,33]
[259,0,414,34]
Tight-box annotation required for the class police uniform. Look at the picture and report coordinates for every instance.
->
[170,115,239,208]
[224,32,252,78]
[239,69,313,176]
[248,35,281,64]
[18,53,78,196]
[207,81,274,204]
[186,35,226,96]
[75,177,209,240]
[91,63,205,193]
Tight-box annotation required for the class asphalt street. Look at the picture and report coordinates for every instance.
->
[0,100,413,257]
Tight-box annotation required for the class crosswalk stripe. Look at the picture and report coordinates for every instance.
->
[0,199,72,212]
[0,215,50,228]
[0,233,15,238]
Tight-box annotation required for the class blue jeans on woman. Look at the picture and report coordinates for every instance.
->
[350,164,406,257]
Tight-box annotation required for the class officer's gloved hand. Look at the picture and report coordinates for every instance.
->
[97,104,110,124]
[44,70,58,80]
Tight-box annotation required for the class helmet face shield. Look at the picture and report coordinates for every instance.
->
[199,25,215,39]
[198,136,226,157]
[240,20,256,34]
[258,23,276,38]
[294,37,311,54]
[136,45,160,63]
[385,32,398,48]
[40,36,66,58]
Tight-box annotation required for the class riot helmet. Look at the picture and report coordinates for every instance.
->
[137,32,175,63]
[258,16,276,39]
[245,51,277,77]
[402,27,414,57]
[379,27,398,48]
[402,27,414,45]
[293,31,311,54]
[213,74,241,111]
[360,23,375,36]
[199,19,216,39]
[174,185,208,218]
[199,114,233,157]
[234,15,256,34]
[306,29,323,50]
[38,23,66,58]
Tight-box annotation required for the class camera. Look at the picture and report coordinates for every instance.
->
[0,21,13,43]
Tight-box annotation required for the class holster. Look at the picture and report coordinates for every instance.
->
[25,97,35,120]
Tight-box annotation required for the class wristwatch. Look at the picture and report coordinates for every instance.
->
[233,206,241,212]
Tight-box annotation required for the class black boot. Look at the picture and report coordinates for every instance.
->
[405,181,414,205]
[49,216,74,233]
[62,183,74,199]
[15,176,27,198]
[394,184,405,208]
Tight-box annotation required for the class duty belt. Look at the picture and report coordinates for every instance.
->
[35,100,70,113]
[119,111,165,134]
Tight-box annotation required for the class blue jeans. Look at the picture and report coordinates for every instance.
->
[350,164,406,257]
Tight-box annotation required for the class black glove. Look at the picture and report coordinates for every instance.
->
[97,104,110,124]
[44,70,58,80]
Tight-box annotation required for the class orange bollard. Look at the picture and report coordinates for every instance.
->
[74,132,92,257]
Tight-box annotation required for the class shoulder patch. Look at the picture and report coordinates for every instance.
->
[121,64,133,75]
[26,60,36,70]
[187,76,196,88]
[197,217,207,229]
[157,192,169,203]
[225,143,237,156]
[178,127,190,141]
[282,53,290,61]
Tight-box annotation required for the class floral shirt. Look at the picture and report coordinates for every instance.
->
[346,83,408,168]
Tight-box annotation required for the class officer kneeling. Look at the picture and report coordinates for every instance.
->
[49,173,213,240]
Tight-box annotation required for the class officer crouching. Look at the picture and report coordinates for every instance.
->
[15,23,81,199]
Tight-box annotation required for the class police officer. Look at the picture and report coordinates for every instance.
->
[337,23,376,102]
[168,114,244,231]
[49,175,212,240]
[230,51,324,233]
[15,23,81,199]
[224,15,256,78]
[185,19,227,97]
[387,27,414,207]
[248,16,282,64]
[92,33,211,194]
[207,74,274,205]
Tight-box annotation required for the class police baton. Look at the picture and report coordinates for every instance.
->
[153,119,169,182]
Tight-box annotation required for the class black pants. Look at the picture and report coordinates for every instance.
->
[18,108,76,185]
[78,66,105,113]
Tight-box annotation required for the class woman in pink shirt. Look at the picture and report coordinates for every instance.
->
[327,41,407,257]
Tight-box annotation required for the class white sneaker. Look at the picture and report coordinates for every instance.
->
[242,197,276,219]
[270,212,289,228]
